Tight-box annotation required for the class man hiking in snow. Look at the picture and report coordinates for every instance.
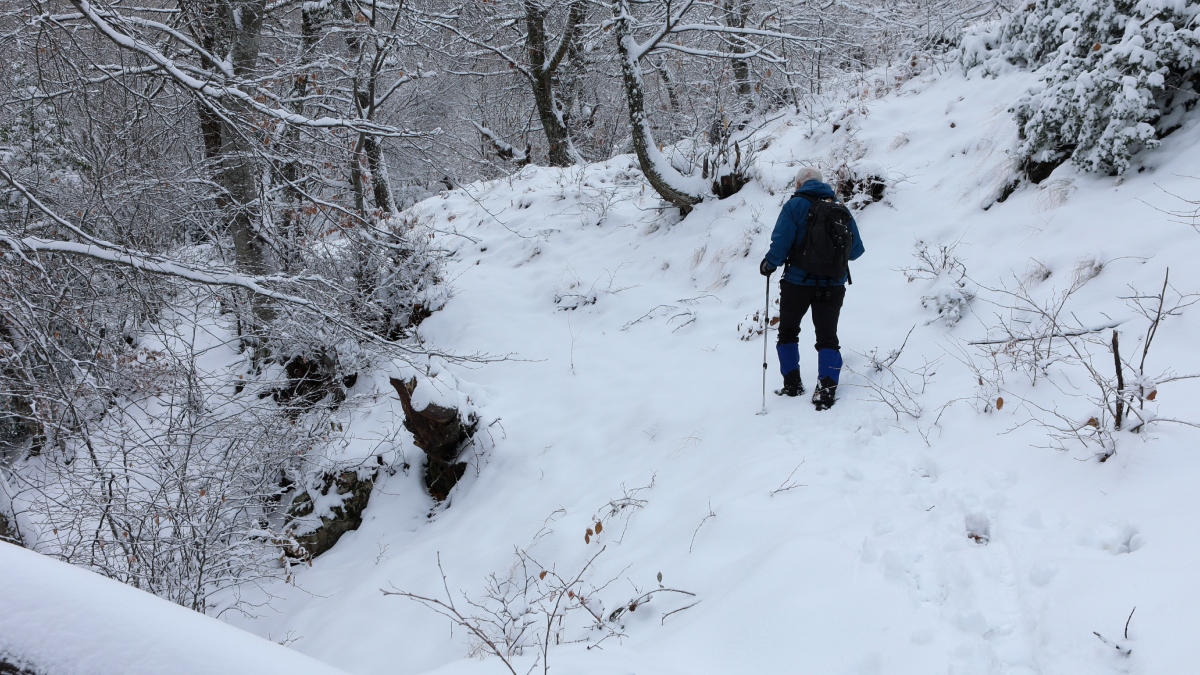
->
[759,167,864,410]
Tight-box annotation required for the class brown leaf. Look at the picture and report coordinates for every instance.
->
[1086,417,1100,428]
[586,527,594,537]
[628,602,638,612]
[770,316,780,326]
[567,590,575,599]
[584,533,590,544]
[539,570,547,580]
[995,397,1004,410]
[1093,42,1102,51]
[199,489,206,497]
[594,521,603,534]
[1147,390,1157,401]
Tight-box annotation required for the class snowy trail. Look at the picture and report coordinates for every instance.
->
[232,66,1200,674]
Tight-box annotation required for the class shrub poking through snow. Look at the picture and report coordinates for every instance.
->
[384,487,694,675]
[963,0,1200,175]
[966,268,1199,461]
[902,240,976,327]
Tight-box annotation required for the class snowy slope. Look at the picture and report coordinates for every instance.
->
[230,65,1200,674]
[0,542,350,675]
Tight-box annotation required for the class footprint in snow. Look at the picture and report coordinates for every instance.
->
[1088,524,1144,555]
[1028,563,1058,587]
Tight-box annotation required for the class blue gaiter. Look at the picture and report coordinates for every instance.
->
[818,348,843,383]
[777,342,800,376]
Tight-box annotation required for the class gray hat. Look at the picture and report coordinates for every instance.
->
[795,166,823,186]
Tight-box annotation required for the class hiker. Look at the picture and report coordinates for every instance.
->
[759,167,864,410]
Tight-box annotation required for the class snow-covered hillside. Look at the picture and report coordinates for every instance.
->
[229,64,1200,674]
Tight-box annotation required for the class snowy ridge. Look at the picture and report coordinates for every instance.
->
[0,542,349,675]
[229,65,1200,674]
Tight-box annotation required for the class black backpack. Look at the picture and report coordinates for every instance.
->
[786,196,853,281]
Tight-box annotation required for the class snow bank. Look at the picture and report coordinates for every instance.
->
[0,542,349,675]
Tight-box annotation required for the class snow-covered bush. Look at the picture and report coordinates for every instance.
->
[964,0,1200,174]
[853,330,938,421]
[967,270,1197,460]
[4,332,318,613]
[903,240,977,327]
[297,214,447,344]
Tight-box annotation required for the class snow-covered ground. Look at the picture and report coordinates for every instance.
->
[0,542,350,675]
[228,64,1200,674]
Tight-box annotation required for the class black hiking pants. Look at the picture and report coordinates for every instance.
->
[777,281,845,351]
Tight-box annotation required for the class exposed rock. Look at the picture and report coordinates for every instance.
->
[1022,152,1070,184]
[390,377,478,501]
[285,468,376,559]
[835,174,886,205]
[994,178,1021,204]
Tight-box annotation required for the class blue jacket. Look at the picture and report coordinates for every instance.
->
[765,180,865,286]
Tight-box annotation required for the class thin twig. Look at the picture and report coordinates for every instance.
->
[689,500,716,554]
[661,601,700,625]
[769,458,807,496]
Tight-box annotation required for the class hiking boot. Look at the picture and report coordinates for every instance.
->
[775,369,804,397]
[812,377,837,410]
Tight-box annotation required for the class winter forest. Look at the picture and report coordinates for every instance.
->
[3,0,1200,671]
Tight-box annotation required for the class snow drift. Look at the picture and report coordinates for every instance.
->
[0,542,349,675]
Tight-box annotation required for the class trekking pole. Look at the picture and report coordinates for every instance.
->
[758,273,770,416]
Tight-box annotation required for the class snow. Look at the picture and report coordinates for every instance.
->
[0,542,350,675]
[214,63,1200,674]
[21,60,1200,673]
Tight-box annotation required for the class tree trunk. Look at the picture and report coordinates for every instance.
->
[342,0,395,217]
[215,0,274,328]
[530,70,573,167]
[524,0,584,167]
[723,0,752,108]
[364,136,393,213]
[279,4,324,266]
[654,57,681,113]
[612,1,702,215]
[198,105,222,162]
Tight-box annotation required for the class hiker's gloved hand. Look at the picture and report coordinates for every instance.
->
[759,259,776,277]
